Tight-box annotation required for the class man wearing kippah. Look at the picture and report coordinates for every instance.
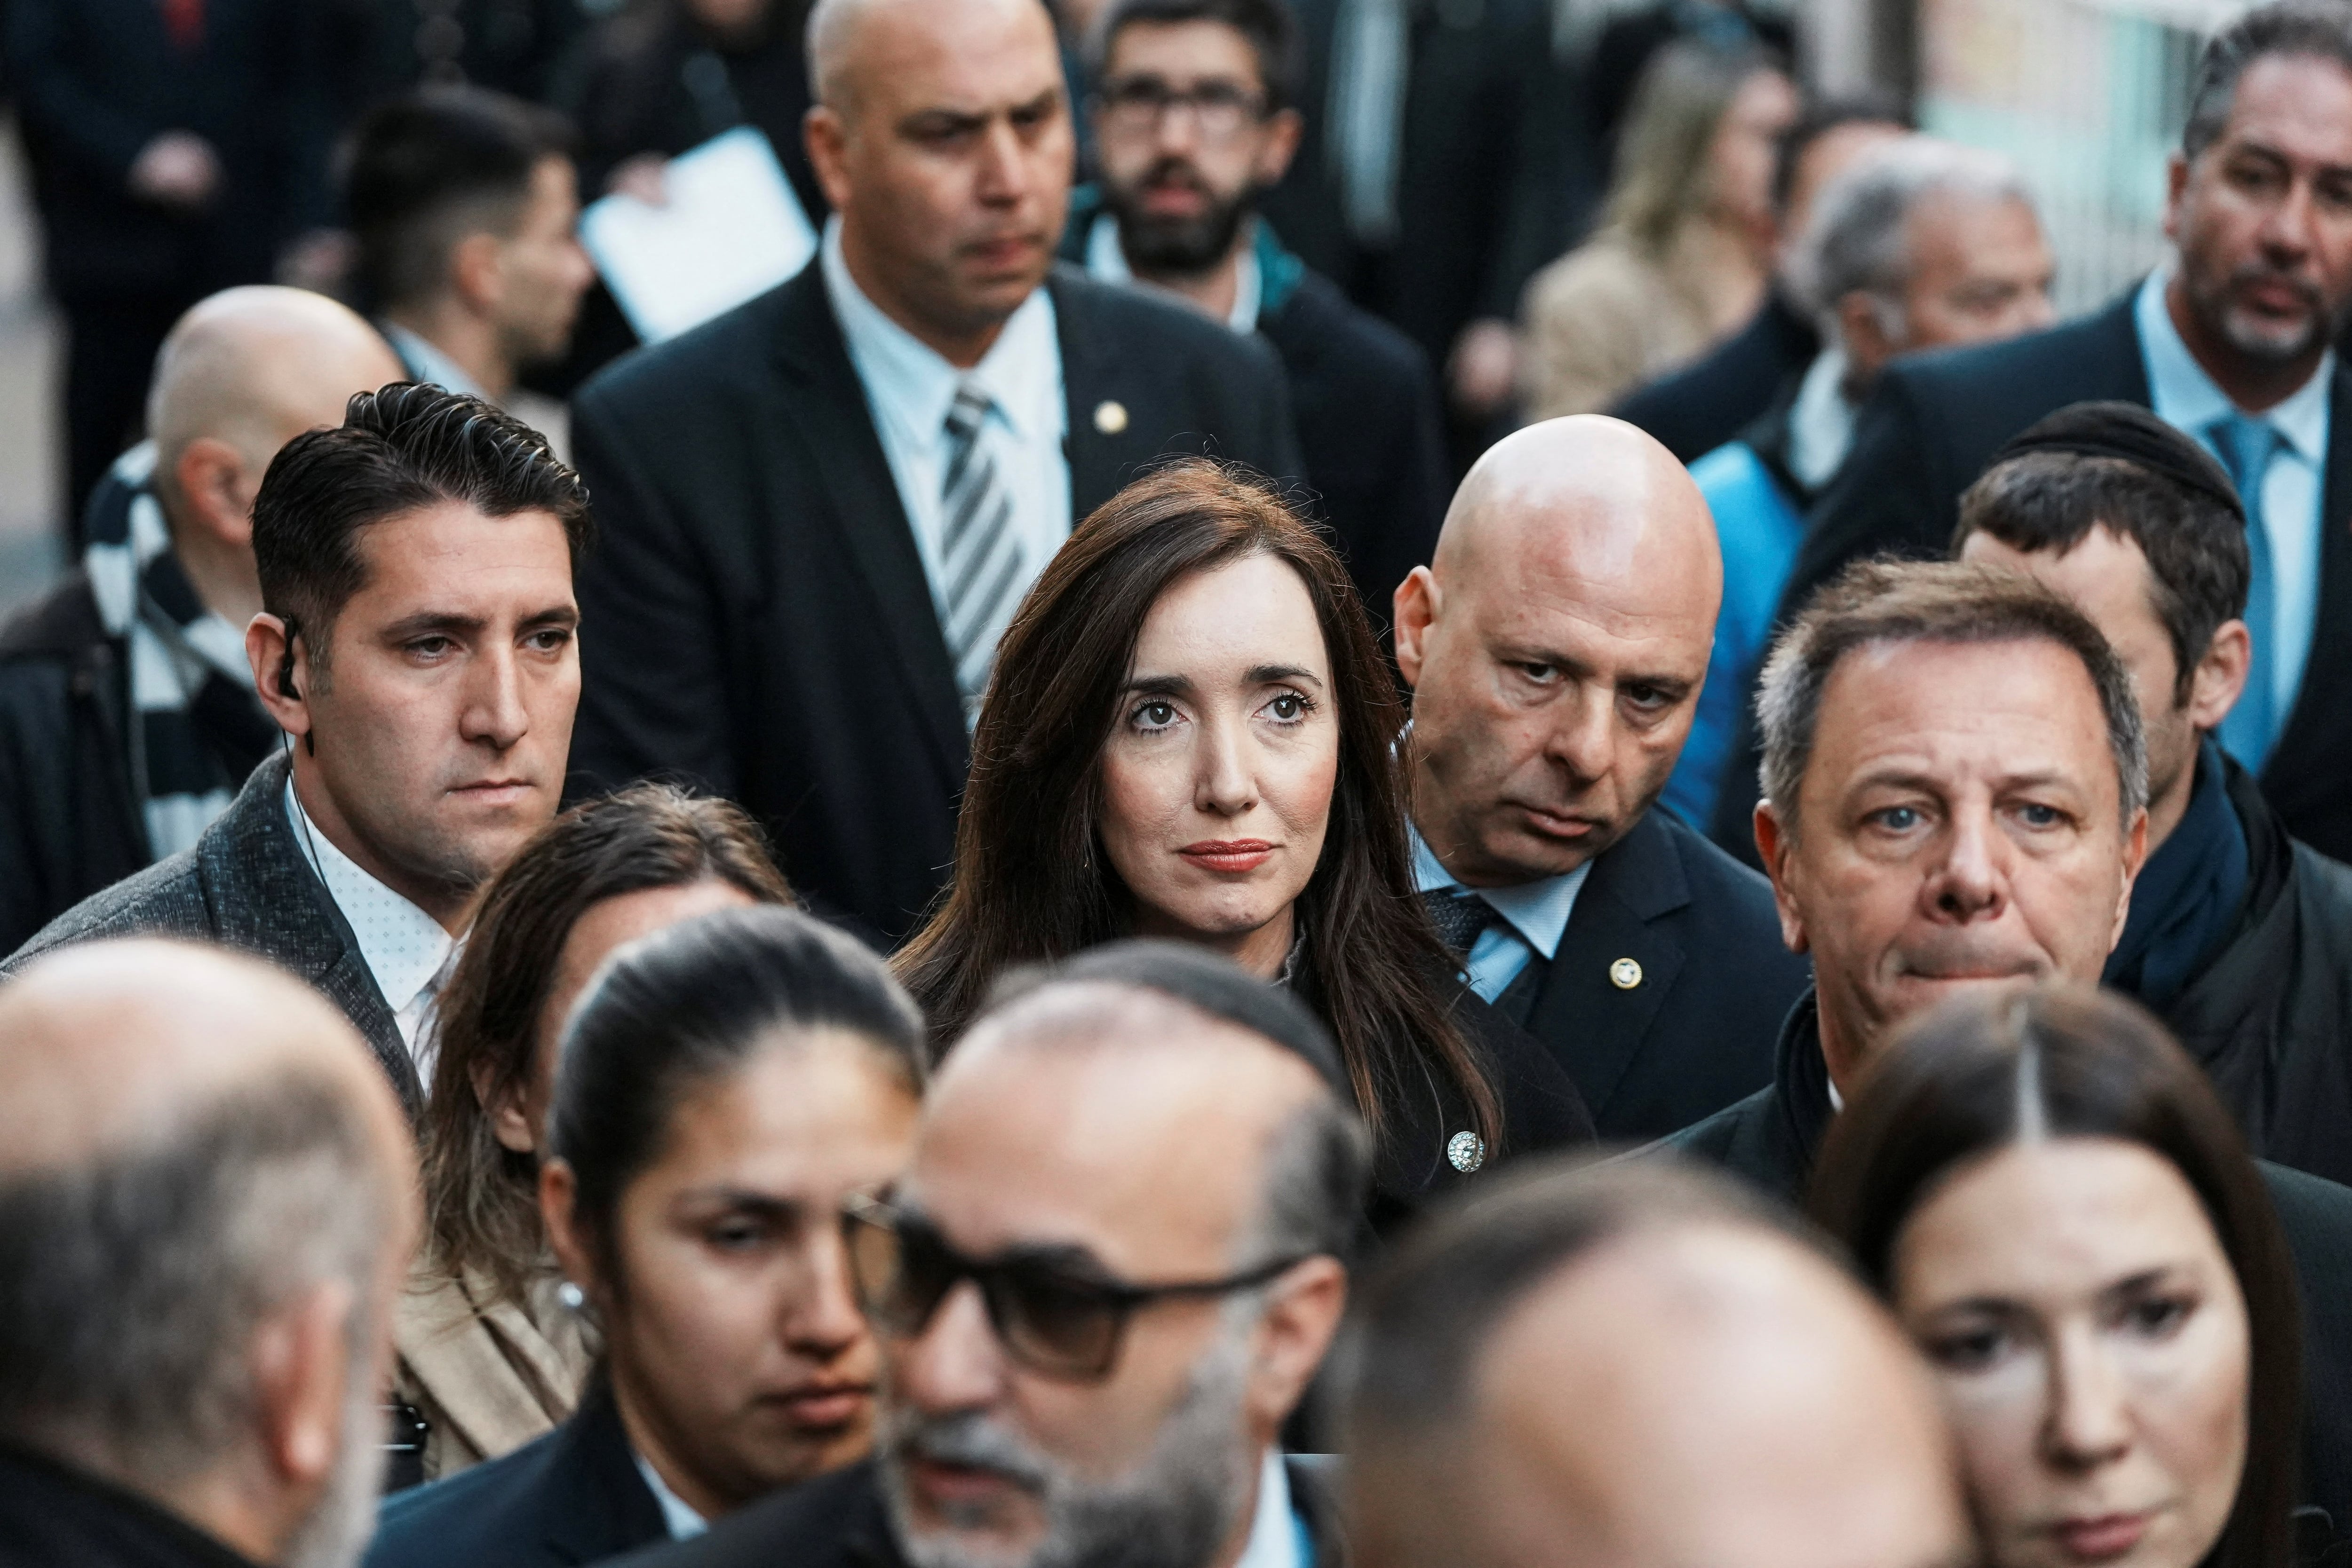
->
[1958,401,2352,1185]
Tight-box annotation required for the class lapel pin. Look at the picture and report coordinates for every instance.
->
[1610,957,1644,990]
[1093,399,1129,435]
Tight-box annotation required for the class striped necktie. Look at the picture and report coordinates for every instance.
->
[940,380,1023,724]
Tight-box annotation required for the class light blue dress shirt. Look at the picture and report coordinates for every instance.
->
[384,325,489,401]
[1409,821,1591,1002]
[2134,267,2331,735]
[818,218,1072,636]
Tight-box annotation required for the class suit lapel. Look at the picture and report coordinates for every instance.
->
[768,269,969,782]
[1525,814,1691,1119]
[2269,361,2352,777]
[1052,268,1185,520]
[542,1381,670,1564]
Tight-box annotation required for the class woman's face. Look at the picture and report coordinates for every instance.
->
[1708,67,1799,235]
[489,879,759,1156]
[589,1030,919,1517]
[1891,1138,2250,1568]
[1097,552,1341,977]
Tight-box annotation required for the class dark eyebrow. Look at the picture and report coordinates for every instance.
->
[677,1189,808,1224]
[2100,1267,2185,1302]
[380,611,485,643]
[1124,673,1196,699]
[1247,664,1322,687]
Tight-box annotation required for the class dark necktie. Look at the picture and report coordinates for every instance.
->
[1422,887,1499,959]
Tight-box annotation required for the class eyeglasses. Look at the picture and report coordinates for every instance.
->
[1097,77,1269,143]
[840,1192,1306,1382]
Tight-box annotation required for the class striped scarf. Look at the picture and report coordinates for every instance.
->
[82,444,279,859]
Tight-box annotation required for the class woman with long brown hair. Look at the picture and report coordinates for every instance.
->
[896,459,1590,1225]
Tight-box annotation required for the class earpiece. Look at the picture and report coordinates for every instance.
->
[276,618,302,702]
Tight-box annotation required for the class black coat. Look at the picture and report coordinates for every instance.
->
[600,1453,1351,1568]
[1491,806,1810,1141]
[1606,290,1820,464]
[0,1443,259,1568]
[1662,990,2352,1541]
[565,263,1301,946]
[365,1381,668,1568]
[1,750,421,1114]
[1735,287,2352,864]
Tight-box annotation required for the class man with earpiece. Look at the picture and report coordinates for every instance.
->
[4,381,589,1118]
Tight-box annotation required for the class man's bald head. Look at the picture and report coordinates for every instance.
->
[1396,417,1725,885]
[1346,1161,1971,1568]
[808,0,1057,116]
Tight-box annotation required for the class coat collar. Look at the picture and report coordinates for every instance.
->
[540,1380,672,1564]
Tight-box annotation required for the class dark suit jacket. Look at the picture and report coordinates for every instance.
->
[566,262,1301,945]
[1491,807,1810,1140]
[2,750,420,1113]
[1717,287,2352,865]
[1606,290,1820,464]
[365,1381,667,1568]
[0,1443,258,1568]
[1662,989,2352,1538]
[602,1453,1349,1568]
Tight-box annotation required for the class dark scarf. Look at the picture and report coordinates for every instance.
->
[2105,738,2250,1012]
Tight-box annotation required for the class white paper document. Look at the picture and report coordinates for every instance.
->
[580,127,818,344]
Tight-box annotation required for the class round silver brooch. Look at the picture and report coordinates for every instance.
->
[1447,1131,1487,1173]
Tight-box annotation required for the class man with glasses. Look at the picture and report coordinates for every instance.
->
[1064,0,1446,624]
[623,941,1367,1568]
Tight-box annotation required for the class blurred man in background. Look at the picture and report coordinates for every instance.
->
[0,940,419,1568]
[0,287,404,953]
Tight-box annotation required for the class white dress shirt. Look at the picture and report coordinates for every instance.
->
[283,781,460,1079]
[1409,821,1592,1002]
[2135,266,2332,723]
[1235,1449,1309,1568]
[1785,345,1857,492]
[1085,212,1263,333]
[819,218,1071,641]
[385,325,489,401]
[633,1451,709,1541]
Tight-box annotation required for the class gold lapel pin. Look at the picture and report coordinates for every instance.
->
[1610,957,1644,990]
[1093,399,1129,435]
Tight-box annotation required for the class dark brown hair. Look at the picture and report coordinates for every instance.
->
[1809,984,2301,1568]
[894,458,1499,1150]
[421,785,792,1307]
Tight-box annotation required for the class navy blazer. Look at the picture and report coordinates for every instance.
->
[1494,806,1811,1141]
[366,1381,668,1568]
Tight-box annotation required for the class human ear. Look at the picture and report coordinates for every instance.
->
[449,230,505,314]
[246,613,312,744]
[2187,620,2251,734]
[1256,108,1303,185]
[474,1056,538,1155]
[171,436,256,550]
[1242,1256,1346,1435]
[539,1157,599,1306]
[2162,151,2190,245]
[1391,567,1439,691]
[248,1278,357,1493]
[806,106,853,214]
[1754,801,1808,955]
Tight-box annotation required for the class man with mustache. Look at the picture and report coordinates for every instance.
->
[1719,0,2352,867]
[612,941,1363,1568]
[567,0,1300,947]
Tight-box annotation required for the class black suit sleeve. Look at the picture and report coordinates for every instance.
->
[567,380,743,803]
[4,0,151,182]
[1778,368,1948,623]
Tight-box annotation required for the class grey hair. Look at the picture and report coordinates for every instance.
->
[1792,138,2036,336]
[1242,1094,1373,1266]
[1755,559,2149,837]
[0,1075,394,1486]
[2184,0,2352,162]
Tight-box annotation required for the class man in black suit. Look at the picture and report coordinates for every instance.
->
[614,942,1363,1568]
[7,385,588,1118]
[568,0,1299,947]
[1741,1,2352,864]
[1065,0,1446,624]
[1391,416,1810,1140]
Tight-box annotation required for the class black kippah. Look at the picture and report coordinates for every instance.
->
[1985,400,2245,521]
[1001,939,1351,1101]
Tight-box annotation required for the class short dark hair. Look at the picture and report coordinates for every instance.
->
[346,85,577,312]
[1810,983,2303,1568]
[1089,0,1304,112]
[2184,0,2352,162]
[1771,92,1911,216]
[549,904,926,1279]
[1757,558,2149,831]
[252,381,591,674]
[1954,404,2251,707]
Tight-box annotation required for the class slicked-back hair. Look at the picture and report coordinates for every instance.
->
[346,85,578,313]
[1756,559,2148,834]
[0,1075,392,1484]
[894,458,1503,1155]
[422,786,795,1309]
[2184,0,2352,162]
[1810,984,2301,1568]
[1955,450,2250,709]
[252,381,590,676]
[1088,0,1305,112]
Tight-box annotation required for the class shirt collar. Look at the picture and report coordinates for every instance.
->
[1084,211,1263,333]
[632,1450,709,1541]
[1785,344,1856,491]
[282,778,455,1020]
[383,325,489,402]
[1232,1449,1300,1568]
[820,216,1062,444]
[2135,265,2332,461]
[1407,818,1590,962]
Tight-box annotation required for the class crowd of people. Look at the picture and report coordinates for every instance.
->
[8,0,2352,1565]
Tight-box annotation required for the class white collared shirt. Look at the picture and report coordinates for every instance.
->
[1784,345,1856,493]
[632,1451,709,1541]
[1409,820,1592,1003]
[1234,1449,1307,1568]
[2135,266,2332,722]
[1084,212,1263,334]
[819,218,1071,642]
[384,325,490,401]
[283,780,460,1079]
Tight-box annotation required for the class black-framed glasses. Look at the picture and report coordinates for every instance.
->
[1097,77,1268,142]
[841,1192,1306,1382]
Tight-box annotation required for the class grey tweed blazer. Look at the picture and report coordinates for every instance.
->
[4,747,421,1114]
